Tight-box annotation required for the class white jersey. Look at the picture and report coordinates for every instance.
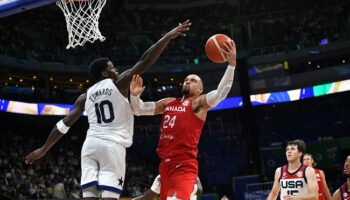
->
[85,79,134,147]
[279,164,309,199]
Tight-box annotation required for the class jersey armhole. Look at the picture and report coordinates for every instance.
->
[278,166,283,182]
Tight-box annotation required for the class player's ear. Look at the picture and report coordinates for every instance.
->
[101,69,108,78]
[198,87,203,94]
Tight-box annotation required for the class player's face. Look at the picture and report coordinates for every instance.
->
[103,61,119,80]
[344,155,350,177]
[182,75,203,97]
[303,155,313,167]
[286,145,302,162]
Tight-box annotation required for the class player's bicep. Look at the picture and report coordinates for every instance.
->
[62,93,86,127]
[271,168,281,194]
[154,98,174,115]
[196,94,213,111]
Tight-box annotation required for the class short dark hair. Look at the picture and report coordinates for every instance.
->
[89,57,110,81]
[287,139,306,156]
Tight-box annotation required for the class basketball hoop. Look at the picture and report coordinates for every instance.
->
[56,0,107,49]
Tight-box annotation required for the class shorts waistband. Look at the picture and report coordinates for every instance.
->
[161,157,196,163]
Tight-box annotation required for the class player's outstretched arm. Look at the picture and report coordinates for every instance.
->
[25,93,86,165]
[129,75,173,116]
[198,40,236,111]
[267,167,281,200]
[117,20,191,86]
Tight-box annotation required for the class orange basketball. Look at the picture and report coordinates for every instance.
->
[205,34,233,63]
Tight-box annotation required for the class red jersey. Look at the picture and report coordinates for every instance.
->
[314,168,325,200]
[340,182,350,200]
[156,98,205,160]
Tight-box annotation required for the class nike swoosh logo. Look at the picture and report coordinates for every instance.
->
[175,164,182,168]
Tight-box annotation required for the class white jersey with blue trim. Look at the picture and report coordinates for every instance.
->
[85,78,134,148]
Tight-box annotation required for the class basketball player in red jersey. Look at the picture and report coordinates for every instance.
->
[267,139,318,200]
[332,155,350,200]
[129,40,236,200]
[303,153,332,200]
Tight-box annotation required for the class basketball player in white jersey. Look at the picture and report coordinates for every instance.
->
[267,139,318,200]
[133,175,202,200]
[24,20,191,200]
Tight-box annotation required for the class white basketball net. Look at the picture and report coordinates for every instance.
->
[57,0,107,49]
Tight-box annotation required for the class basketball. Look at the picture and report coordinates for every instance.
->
[205,34,233,63]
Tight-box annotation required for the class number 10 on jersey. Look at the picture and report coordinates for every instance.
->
[95,100,115,124]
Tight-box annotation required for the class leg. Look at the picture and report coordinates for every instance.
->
[97,140,125,199]
[159,162,169,200]
[81,138,100,198]
[82,187,100,199]
[165,160,198,200]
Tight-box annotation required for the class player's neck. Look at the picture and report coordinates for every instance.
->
[180,94,195,102]
[288,160,301,171]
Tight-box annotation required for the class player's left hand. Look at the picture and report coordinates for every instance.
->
[164,19,191,40]
[282,195,300,200]
[25,148,46,165]
[220,40,236,67]
[130,75,145,96]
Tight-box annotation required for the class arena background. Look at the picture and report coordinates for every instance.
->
[0,0,349,199]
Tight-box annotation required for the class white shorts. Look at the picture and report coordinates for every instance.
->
[80,137,126,198]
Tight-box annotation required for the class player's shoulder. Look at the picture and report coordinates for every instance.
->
[332,188,341,200]
[77,93,87,101]
[275,166,282,175]
[304,165,316,176]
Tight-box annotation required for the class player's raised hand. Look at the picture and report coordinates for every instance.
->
[25,148,46,165]
[164,19,191,40]
[220,40,237,67]
[130,75,145,96]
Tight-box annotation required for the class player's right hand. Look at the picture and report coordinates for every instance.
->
[25,148,46,165]
[220,40,236,67]
[164,19,191,40]
[130,75,145,96]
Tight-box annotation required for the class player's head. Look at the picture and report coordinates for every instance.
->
[303,153,316,167]
[89,57,119,81]
[344,155,350,177]
[181,74,203,97]
[286,139,306,162]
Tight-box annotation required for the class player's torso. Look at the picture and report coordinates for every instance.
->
[314,168,325,199]
[341,183,350,200]
[279,164,309,198]
[157,98,205,159]
[85,79,134,147]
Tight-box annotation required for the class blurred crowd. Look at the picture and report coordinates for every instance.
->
[0,0,349,65]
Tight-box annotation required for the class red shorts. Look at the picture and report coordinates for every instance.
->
[159,159,198,200]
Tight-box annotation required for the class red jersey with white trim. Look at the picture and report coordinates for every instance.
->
[156,98,205,160]
[340,182,350,200]
[314,168,325,200]
[279,164,309,199]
